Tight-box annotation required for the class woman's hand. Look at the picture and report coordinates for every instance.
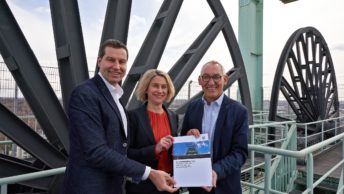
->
[155,135,174,154]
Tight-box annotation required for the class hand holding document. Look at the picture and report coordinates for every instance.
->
[173,134,212,187]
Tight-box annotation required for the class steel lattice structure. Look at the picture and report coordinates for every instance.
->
[0,0,252,193]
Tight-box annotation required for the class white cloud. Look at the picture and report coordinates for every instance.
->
[34,6,50,14]
[332,44,344,51]
[157,0,238,79]
[3,0,344,88]
[6,2,56,66]
[130,15,147,31]
[262,0,344,87]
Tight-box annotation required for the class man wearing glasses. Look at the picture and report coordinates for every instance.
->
[181,60,248,194]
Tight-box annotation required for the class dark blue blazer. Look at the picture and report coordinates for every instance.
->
[126,103,178,194]
[181,95,248,194]
[62,75,146,194]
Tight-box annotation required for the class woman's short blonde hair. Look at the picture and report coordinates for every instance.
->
[135,69,175,102]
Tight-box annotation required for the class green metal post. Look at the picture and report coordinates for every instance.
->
[264,154,271,193]
[307,153,314,194]
[340,141,344,194]
[250,127,255,194]
[238,0,263,111]
[1,184,7,194]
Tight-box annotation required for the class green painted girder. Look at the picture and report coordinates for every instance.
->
[239,0,263,111]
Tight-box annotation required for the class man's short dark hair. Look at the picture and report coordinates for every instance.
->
[98,39,128,59]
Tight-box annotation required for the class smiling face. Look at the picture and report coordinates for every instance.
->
[97,46,127,86]
[146,75,169,106]
[198,62,228,103]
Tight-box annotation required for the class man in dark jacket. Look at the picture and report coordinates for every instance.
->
[62,39,178,194]
[181,60,248,194]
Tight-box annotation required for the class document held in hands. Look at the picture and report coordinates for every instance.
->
[173,134,212,187]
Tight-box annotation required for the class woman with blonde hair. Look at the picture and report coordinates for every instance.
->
[126,69,179,194]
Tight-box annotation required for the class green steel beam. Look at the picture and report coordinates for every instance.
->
[239,0,263,111]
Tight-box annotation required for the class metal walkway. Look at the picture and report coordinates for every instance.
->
[312,143,342,179]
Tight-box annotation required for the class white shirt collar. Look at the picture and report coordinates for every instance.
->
[98,72,123,98]
[202,93,224,106]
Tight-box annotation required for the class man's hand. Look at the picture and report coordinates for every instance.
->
[155,135,174,154]
[149,169,179,193]
[186,128,200,138]
[202,170,217,192]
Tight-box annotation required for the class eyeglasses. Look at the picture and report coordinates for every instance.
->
[201,74,222,82]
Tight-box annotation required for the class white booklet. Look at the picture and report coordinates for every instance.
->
[173,134,212,187]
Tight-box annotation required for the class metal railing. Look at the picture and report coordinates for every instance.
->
[0,167,65,194]
[243,120,344,194]
[1,119,344,194]
[0,141,12,145]
[243,120,297,193]
[296,115,344,150]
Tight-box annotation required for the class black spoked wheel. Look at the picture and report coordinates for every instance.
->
[269,27,339,144]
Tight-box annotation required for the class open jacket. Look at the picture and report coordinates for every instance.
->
[126,103,178,194]
[181,95,248,194]
[62,74,145,194]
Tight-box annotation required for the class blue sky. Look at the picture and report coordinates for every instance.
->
[4,0,344,88]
